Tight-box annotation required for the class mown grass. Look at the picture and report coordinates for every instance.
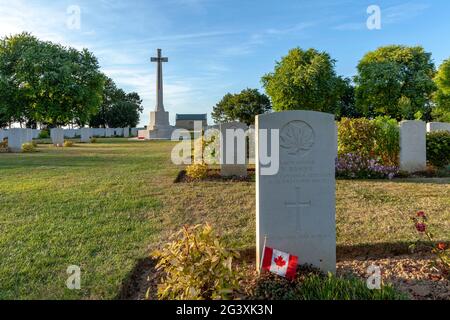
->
[0,139,448,299]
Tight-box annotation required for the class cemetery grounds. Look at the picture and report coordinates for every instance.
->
[0,139,448,299]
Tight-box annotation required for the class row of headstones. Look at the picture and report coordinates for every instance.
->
[0,129,41,152]
[0,127,140,152]
[217,120,450,177]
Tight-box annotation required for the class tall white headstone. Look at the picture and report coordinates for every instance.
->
[80,128,93,143]
[105,128,112,137]
[220,121,248,177]
[123,127,130,138]
[51,128,64,146]
[8,128,28,152]
[400,120,427,172]
[256,111,337,274]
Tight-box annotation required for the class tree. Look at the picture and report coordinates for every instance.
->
[261,48,342,114]
[89,77,143,128]
[355,45,436,121]
[0,33,104,127]
[335,77,361,119]
[212,88,271,125]
[432,59,450,122]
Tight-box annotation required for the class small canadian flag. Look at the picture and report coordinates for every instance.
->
[261,247,298,280]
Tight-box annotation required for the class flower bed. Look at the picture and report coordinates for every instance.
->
[336,153,399,179]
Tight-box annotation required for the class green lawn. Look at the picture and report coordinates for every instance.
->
[0,139,449,299]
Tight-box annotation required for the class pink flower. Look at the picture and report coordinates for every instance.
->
[416,223,427,233]
[417,211,426,218]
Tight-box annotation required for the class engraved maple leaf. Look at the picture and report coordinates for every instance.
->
[274,256,287,268]
[280,122,314,155]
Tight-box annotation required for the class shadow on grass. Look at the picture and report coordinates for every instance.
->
[118,257,159,300]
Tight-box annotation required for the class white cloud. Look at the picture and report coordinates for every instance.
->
[383,3,430,24]
[0,0,73,44]
[333,2,430,31]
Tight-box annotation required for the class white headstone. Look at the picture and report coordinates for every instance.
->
[105,128,114,137]
[32,129,41,139]
[64,129,77,138]
[427,122,450,133]
[248,125,256,165]
[220,122,248,177]
[123,127,130,138]
[400,120,427,172]
[130,128,138,137]
[50,128,64,146]
[25,129,34,143]
[256,111,337,274]
[80,128,93,143]
[93,128,105,137]
[8,128,28,152]
[114,128,123,137]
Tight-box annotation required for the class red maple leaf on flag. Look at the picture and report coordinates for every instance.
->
[274,256,286,268]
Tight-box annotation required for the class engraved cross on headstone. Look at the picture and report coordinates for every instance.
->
[150,49,168,112]
[285,187,312,232]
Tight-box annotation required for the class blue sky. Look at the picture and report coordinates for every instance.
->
[1,0,449,126]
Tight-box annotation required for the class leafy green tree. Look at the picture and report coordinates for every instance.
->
[432,59,450,122]
[89,77,143,128]
[212,88,271,125]
[262,48,342,114]
[0,33,104,127]
[335,77,361,119]
[355,45,436,121]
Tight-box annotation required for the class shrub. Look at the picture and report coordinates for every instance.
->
[21,142,36,153]
[426,131,450,168]
[0,139,8,149]
[90,138,97,143]
[151,224,242,300]
[252,267,406,300]
[186,163,208,180]
[373,116,400,166]
[38,130,50,139]
[338,118,378,161]
[64,140,74,147]
[190,133,219,165]
[338,117,400,167]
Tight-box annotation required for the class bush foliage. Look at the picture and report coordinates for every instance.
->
[64,140,74,148]
[426,131,450,168]
[151,224,242,300]
[21,142,36,153]
[38,130,50,139]
[338,117,400,166]
[186,163,209,180]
